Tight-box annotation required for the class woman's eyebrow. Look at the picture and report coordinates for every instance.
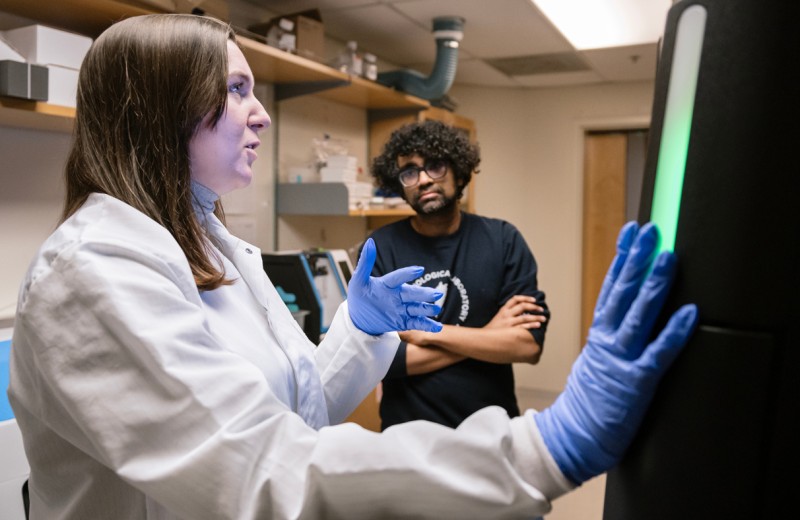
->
[228,70,252,82]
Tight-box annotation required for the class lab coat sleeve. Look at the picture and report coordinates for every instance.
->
[314,301,400,424]
[302,408,575,518]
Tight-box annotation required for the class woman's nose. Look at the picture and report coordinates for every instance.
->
[250,101,271,131]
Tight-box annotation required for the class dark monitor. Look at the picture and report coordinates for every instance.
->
[603,1,800,518]
[262,254,322,343]
[338,261,352,285]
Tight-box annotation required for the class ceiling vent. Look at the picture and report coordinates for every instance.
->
[486,52,590,77]
[377,16,464,100]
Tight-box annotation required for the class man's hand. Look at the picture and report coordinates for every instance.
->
[485,295,547,330]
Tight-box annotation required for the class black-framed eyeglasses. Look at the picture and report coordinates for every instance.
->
[397,160,449,187]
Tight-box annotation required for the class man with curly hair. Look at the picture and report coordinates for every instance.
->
[368,119,551,430]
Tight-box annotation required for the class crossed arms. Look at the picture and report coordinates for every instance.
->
[399,295,547,375]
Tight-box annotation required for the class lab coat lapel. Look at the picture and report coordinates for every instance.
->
[204,215,329,429]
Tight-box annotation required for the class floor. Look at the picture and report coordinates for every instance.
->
[546,474,606,519]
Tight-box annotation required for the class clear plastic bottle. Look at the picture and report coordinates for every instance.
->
[337,40,363,76]
[363,52,377,81]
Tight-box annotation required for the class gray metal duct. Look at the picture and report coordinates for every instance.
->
[377,16,464,100]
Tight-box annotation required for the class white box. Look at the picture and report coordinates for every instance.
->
[345,181,374,198]
[320,166,357,183]
[0,39,24,62]
[46,65,79,108]
[2,25,92,69]
[326,154,357,169]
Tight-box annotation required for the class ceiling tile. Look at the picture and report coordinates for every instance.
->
[391,0,573,58]
[581,43,659,82]
[452,58,523,88]
[511,70,605,88]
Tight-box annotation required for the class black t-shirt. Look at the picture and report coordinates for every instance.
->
[368,213,549,429]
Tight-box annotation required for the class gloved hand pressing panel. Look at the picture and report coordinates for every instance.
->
[534,221,699,485]
[348,238,443,336]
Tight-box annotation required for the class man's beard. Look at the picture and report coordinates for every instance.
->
[409,189,458,215]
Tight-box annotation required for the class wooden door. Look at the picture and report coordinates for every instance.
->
[581,130,648,342]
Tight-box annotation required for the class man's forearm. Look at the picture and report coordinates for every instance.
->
[402,325,542,365]
[405,342,466,375]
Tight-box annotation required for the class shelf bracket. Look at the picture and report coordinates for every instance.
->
[275,80,351,102]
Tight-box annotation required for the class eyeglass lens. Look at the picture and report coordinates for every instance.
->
[398,160,448,187]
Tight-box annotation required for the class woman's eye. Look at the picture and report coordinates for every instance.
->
[228,82,245,94]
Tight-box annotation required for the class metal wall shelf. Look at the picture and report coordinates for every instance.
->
[276,183,413,217]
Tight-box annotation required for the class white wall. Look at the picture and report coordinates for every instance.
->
[449,81,655,394]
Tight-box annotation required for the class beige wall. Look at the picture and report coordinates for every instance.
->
[274,95,369,253]
[449,81,655,394]
[0,127,69,321]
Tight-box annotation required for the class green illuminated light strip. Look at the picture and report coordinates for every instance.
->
[651,5,707,253]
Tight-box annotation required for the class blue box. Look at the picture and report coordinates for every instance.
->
[1,339,13,421]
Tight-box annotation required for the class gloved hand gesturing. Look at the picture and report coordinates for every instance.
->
[348,238,443,336]
[534,222,698,485]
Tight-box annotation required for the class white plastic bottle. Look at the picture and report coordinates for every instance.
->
[363,52,377,80]
[338,40,363,76]
[267,18,296,53]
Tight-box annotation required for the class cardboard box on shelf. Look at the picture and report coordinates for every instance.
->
[0,60,48,101]
[249,9,325,63]
[2,25,92,70]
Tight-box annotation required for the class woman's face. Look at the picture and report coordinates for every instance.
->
[189,40,271,195]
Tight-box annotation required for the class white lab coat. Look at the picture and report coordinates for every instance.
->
[8,193,573,519]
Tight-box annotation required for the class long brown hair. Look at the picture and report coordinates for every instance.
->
[64,14,235,290]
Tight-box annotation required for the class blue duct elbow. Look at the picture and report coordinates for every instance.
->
[377,16,464,101]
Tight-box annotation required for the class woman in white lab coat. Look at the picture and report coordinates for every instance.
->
[8,14,698,519]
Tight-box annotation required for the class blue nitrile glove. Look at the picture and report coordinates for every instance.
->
[534,222,698,485]
[348,238,443,335]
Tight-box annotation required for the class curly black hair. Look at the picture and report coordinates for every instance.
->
[370,120,480,200]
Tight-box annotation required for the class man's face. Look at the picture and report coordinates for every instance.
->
[398,154,459,215]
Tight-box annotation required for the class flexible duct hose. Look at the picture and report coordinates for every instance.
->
[377,16,464,100]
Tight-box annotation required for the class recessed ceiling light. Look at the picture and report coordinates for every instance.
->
[532,0,673,49]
